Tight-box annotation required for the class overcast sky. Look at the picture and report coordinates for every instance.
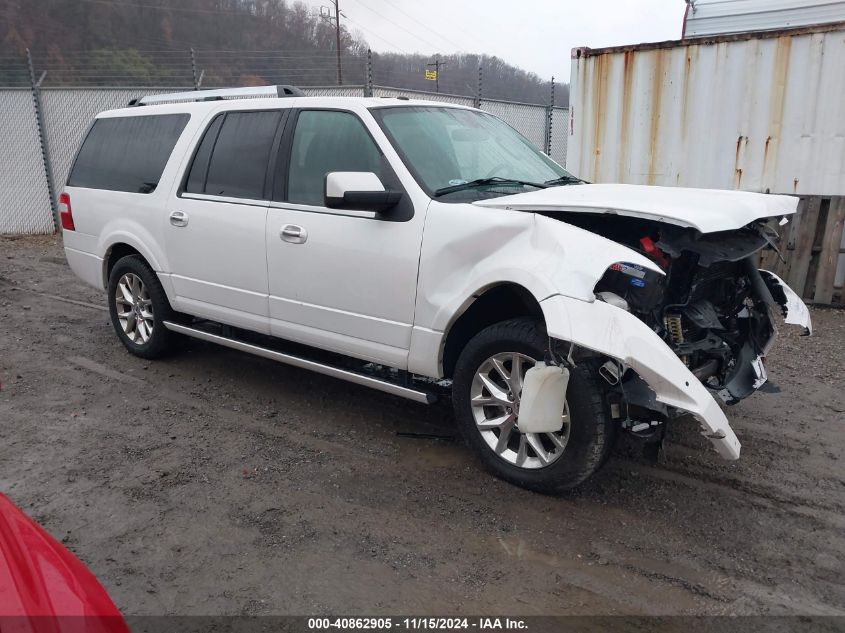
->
[297,0,688,82]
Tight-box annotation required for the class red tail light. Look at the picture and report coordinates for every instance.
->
[59,192,75,231]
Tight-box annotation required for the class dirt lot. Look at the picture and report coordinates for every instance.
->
[1,234,843,617]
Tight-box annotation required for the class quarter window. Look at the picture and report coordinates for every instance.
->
[68,114,189,193]
[186,110,281,200]
[185,114,223,194]
[287,110,383,206]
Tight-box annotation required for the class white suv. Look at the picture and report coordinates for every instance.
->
[61,85,811,492]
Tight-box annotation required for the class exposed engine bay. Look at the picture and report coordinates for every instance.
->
[542,211,811,439]
[471,184,810,459]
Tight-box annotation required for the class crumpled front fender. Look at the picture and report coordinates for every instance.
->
[540,294,741,460]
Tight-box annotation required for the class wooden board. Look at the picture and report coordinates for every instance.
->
[813,196,845,305]
[760,198,804,275]
[785,196,822,298]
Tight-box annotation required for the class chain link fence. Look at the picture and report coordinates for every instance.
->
[1,82,567,235]
[0,90,54,234]
[300,86,368,98]
[480,98,549,153]
[549,107,569,167]
[372,85,476,107]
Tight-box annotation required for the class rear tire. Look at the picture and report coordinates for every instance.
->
[451,318,615,493]
[107,254,177,359]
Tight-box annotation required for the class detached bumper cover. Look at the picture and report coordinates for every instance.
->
[761,270,813,335]
[540,294,741,460]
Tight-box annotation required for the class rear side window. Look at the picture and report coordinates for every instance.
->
[68,114,189,193]
[185,110,281,200]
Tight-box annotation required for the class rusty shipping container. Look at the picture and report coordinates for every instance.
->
[566,21,845,196]
[566,20,845,303]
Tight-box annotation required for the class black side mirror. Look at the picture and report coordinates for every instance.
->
[324,172,403,213]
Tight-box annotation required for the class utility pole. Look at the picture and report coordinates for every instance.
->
[427,55,445,93]
[366,48,373,96]
[475,64,482,108]
[333,0,343,85]
[545,76,555,156]
[321,1,343,85]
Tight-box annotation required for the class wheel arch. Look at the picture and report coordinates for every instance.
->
[99,233,164,289]
[103,243,142,288]
[440,282,545,379]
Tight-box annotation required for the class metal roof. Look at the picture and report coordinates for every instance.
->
[683,0,845,38]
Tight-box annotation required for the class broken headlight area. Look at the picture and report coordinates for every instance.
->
[591,220,783,407]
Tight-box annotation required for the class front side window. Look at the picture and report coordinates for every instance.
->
[186,110,281,200]
[69,113,189,193]
[287,110,383,206]
[372,106,575,201]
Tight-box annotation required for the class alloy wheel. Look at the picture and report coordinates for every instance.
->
[469,352,570,469]
[114,272,154,345]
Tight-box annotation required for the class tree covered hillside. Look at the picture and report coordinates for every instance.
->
[0,0,567,104]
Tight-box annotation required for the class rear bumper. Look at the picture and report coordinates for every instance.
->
[64,246,103,290]
[540,294,741,460]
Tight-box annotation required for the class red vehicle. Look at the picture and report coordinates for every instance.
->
[0,493,128,633]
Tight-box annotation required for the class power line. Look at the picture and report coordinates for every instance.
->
[349,0,446,53]
[342,14,410,54]
[370,0,485,53]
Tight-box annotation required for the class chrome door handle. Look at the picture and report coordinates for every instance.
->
[169,211,189,227]
[280,224,307,244]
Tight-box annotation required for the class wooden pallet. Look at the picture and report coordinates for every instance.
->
[760,195,845,307]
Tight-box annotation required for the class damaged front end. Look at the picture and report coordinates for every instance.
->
[548,213,812,457]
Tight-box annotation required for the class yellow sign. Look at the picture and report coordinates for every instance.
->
[425,69,438,81]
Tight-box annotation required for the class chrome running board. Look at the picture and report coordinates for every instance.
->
[162,321,435,404]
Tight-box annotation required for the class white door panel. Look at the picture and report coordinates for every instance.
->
[265,108,426,368]
[268,310,410,368]
[165,195,269,320]
[268,293,411,348]
[163,108,283,330]
[266,204,421,365]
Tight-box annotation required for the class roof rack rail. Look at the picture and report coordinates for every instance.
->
[130,84,305,107]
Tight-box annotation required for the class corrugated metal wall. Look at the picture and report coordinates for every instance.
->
[684,0,845,37]
[567,24,845,196]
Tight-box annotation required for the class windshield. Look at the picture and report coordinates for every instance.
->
[372,106,577,201]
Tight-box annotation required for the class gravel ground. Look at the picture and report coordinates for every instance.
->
[1,234,843,616]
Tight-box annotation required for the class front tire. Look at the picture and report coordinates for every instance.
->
[452,318,615,493]
[107,254,176,359]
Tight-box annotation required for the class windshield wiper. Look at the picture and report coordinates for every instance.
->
[544,175,586,186]
[433,177,548,197]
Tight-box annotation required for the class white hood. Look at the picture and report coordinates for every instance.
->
[474,184,798,233]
